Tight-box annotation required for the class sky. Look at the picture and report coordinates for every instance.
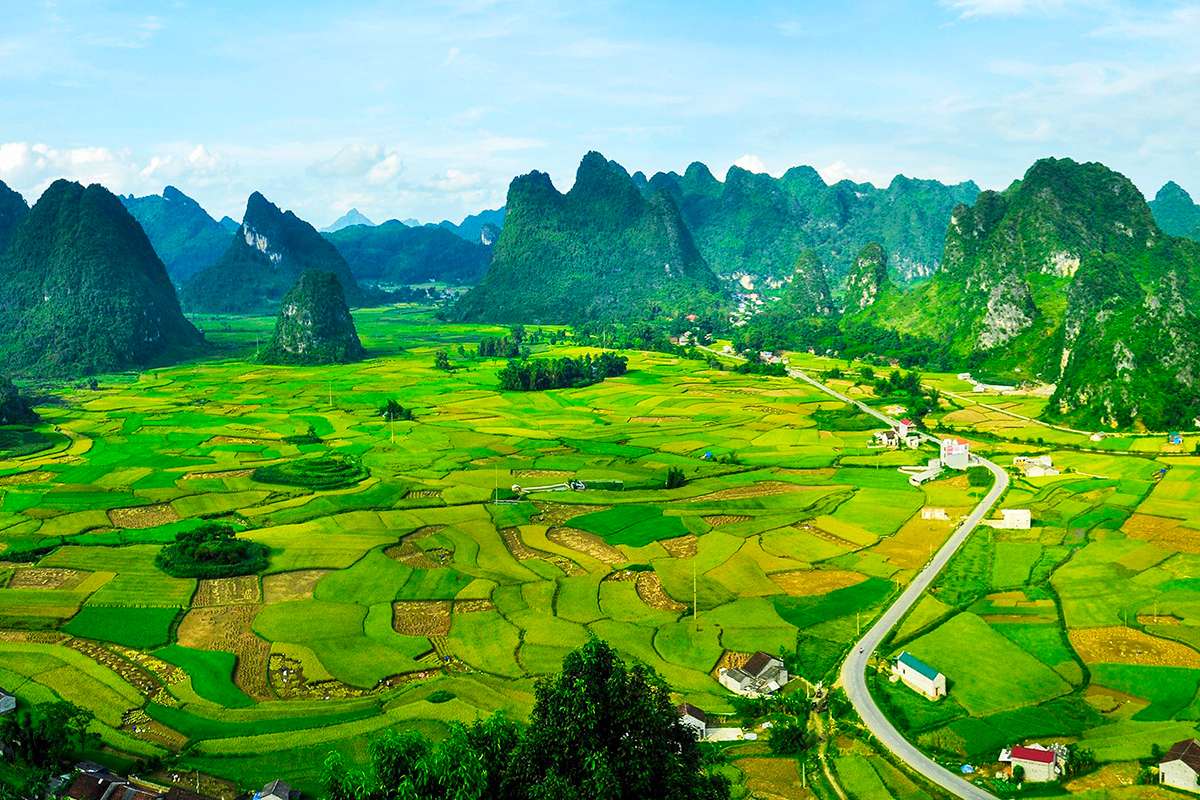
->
[1,0,1198,227]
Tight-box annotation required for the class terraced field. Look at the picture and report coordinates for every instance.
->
[0,308,985,794]
[878,445,1200,789]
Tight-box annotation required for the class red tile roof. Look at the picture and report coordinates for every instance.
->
[1011,746,1055,764]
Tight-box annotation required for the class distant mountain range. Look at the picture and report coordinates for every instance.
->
[121,186,232,285]
[182,192,363,314]
[322,208,375,233]
[325,220,491,286]
[454,152,723,324]
[438,207,506,245]
[0,180,203,376]
[646,162,979,285]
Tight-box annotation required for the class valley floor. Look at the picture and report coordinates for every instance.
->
[0,308,1195,798]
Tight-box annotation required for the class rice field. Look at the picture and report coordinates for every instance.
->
[0,307,986,795]
[882,433,1200,795]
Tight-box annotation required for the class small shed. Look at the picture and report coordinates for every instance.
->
[0,688,15,715]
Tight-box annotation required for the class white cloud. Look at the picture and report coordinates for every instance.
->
[817,160,888,187]
[732,153,768,174]
[366,152,404,184]
[428,168,481,191]
[941,0,1082,18]
[309,144,403,183]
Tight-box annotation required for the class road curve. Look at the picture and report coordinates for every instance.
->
[787,365,1008,800]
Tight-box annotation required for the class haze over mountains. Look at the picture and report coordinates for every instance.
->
[2,149,1199,430]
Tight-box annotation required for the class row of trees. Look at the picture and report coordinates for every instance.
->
[321,640,731,800]
[497,353,628,392]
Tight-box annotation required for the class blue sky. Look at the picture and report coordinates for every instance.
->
[1,0,1198,227]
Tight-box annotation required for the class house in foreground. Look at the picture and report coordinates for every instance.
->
[892,651,946,700]
[718,651,788,696]
[677,703,707,740]
[0,687,15,715]
[1160,739,1200,793]
[255,781,294,800]
[1001,744,1063,783]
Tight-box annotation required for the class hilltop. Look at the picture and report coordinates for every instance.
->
[322,208,375,233]
[1149,181,1200,240]
[260,270,365,365]
[0,179,29,252]
[437,207,506,244]
[857,157,1200,428]
[121,185,232,285]
[325,220,491,287]
[453,151,724,324]
[0,180,203,376]
[647,162,978,285]
[182,192,363,313]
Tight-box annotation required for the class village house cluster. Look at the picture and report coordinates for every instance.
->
[52,763,293,800]
[718,651,789,696]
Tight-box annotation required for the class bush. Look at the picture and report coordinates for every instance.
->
[665,467,686,489]
[155,523,269,578]
[967,466,992,487]
[252,454,367,490]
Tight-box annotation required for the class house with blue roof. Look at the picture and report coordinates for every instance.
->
[892,651,946,700]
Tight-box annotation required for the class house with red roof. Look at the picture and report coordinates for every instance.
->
[1004,744,1061,783]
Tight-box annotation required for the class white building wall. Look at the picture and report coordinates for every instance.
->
[1013,759,1056,783]
[1161,761,1200,793]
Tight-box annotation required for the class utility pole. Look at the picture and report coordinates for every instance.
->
[693,555,699,632]
[328,380,333,409]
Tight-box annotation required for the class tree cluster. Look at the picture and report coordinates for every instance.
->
[322,640,730,800]
[478,336,522,358]
[0,702,96,796]
[497,353,628,392]
[380,400,414,422]
[155,523,269,579]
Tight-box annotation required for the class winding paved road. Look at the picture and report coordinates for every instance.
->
[786,365,1008,800]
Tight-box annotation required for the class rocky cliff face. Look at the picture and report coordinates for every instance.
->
[261,270,365,365]
[0,180,203,377]
[843,242,889,310]
[784,250,834,317]
[182,192,362,313]
[453,152,723,324]
[858,157,1200,429]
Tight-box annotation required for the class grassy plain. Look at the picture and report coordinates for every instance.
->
[0,308,986,795]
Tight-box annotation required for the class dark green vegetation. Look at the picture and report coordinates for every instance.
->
[250,453,367,490]
[1148,181,1200,240]
[0,178,29,251]
[154,523,270,579]
[647,161,978,283]
[843,243,889,311]
[782,250,833,317]
[63,605,180,648]
[855,157,1200,429]
[0,703,96,796]
[0,180,203,377]
[496,352,628,391]
[0,376,38,425]
[326,220,491,286]
[121,186,233,285]
[182,191,363,313]
[454,152,724,324]
[321,640,731,800]
[261,270,366,365]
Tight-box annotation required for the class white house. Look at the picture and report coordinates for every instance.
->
[677,703,707,740]
[986,509,1032,530]
[940,438,970,470]
[718,651,788,697]
[0,688,15,715]
[1007,745,1060,783]
[1160,739,1200,793]
[921,508,950,521]
[1013,455,1059,478]
[897,418,914,438]
[892,651,946,700]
